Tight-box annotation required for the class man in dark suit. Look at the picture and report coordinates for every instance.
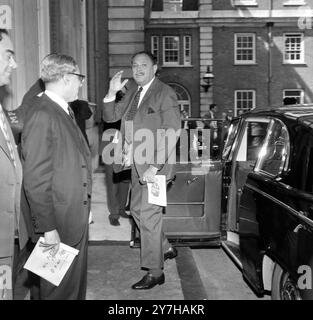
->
[102,51,180,289]
[0,29,29,300]
[21,53,92,300]
[102,120,131,226]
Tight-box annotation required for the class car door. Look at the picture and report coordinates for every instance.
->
[163,119,224,246]
[238,118,313,297]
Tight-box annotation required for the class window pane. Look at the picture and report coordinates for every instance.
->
[283,89,302,104]
[235,90,255,116]
[184,36,191,65]
[164,0,183,12]
[235,34,255,63]
[183,0,199,10]
[152,0,163,11]
[151,36,159,63]
[284,34,303,63]
[164,36,180,64]
[257,121,289,176]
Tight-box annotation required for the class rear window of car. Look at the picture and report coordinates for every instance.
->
[255,119,289,177]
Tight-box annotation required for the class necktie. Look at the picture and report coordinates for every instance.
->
[0,104,16,167]
[68,106,75,121]
[125,87,143,121]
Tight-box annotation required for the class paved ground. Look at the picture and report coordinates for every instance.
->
[192,248,270,300]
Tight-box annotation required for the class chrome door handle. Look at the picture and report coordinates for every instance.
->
[187,177,199,185]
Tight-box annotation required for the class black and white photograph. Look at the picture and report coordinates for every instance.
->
[1,0,313,307]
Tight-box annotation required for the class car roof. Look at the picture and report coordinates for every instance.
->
[242,104,313,127]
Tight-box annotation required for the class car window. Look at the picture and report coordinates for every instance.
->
[236,121,269,162]
[255,119,289,177]
[222,119,240,161]
[177,119,224,163]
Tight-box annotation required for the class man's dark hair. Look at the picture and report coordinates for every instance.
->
[131,51,157,65]
[210,103,217,110]
[0,29,9,42]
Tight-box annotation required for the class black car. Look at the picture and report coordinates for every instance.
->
[131,107,313,300]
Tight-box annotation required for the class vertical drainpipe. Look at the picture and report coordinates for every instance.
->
[267,0,274,107]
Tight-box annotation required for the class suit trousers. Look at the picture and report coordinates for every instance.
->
[38,224,89,300]
[130,170,171,270]
[104,164,130,218]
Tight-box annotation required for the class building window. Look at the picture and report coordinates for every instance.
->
[234,33,256,64]
[151,36,159,63]
[232,0,258,6]
[283,1,306,6]
[283,89,304,104]
[151,35,192,66]
[284,33,304,64]
[164,0,183,12]
[152,0,199,11]
[183,36,191,65]
[169,83,191,116]
[235,90,256,116]
[163,36,180,65]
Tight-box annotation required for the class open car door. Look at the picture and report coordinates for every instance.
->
[131,118,225,247]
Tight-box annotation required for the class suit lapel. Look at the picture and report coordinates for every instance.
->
[136,78,159,117]
[0,109,19,170]
[42,95,91,163]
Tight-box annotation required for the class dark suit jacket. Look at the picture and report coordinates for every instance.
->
[0,106,28,258]
[21,94,92,246]
[102,78,180,181]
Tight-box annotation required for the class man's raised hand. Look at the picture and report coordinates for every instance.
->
[108,71,128,97]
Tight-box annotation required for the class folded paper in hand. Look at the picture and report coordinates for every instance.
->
[147,175,167,207]
[24,237,79,287]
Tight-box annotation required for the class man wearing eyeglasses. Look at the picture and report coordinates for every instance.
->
[21,53,92,300]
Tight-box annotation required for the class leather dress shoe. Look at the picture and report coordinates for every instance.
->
[164,247,178,261]
[109,216,120,226]
[132,273,165,290]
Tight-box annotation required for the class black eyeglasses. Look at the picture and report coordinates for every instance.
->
[68,72,86,83]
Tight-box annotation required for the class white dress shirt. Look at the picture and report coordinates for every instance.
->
[45,90,69,115]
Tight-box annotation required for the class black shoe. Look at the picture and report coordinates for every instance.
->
[119,210,130,219]
[164,247,178,261]
[131,273,165,290]
[109,216,120,226]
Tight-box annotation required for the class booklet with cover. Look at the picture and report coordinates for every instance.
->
[147,175,167,207]
[24,237,79,287]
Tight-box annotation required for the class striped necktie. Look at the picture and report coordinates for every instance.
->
[125,87,143,121]
[0,104,16,167]
[68,106,75,121]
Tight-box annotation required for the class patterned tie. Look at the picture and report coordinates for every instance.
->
[68,106,75,121]
[0,104,16,167]
[125,87,143,121]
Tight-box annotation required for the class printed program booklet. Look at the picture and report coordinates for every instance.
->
[24,237,79,286]
[147,175,167,207]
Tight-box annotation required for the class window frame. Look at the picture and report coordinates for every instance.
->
[163,36,180,66]
[283,33,304,64]
[234,33,256,65]
[183,35,192,66]
[232,0,258,6]
[254,119,290,178]
[151,36,159,63]
[283,89,304,104]
[234,90,256,117]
